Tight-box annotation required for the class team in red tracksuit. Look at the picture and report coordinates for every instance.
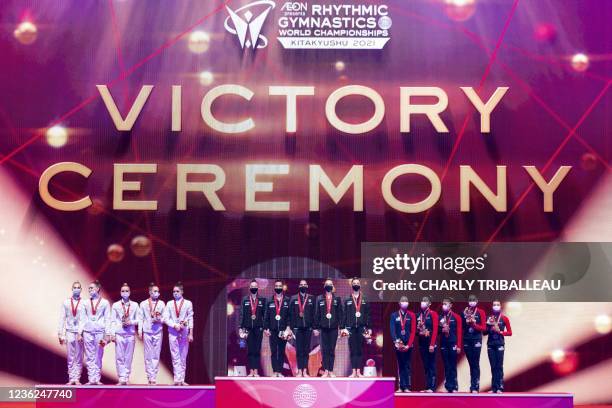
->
[439,298,462,392]
[390,297,416,392]
[485,301,512,393]
[417,297,439,392]
[462,295,487,392]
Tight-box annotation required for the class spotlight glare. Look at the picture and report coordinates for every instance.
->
[188,31,211,54]
[375,333,384,348]
[45,125,68,148]
[227,302,235,316]
[550,348,566,364]
[14,21,37,45]
[335,61,345,72]
[594,314,612,335]
[199,70,214,86]
[571,53,590,72]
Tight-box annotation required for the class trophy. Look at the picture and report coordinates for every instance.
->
[363,328,373,344]
[239,328,249,339]
[486,316,500,332]
[440,317,450,336]
[464,308,475,325]
[153,310,162,323]
[417,315,428,337]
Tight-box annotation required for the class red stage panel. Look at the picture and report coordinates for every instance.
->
[215,377,395,408]
[395,392,573,408]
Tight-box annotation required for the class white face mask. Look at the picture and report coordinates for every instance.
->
[400,302,409,310]
[174,293,182,300]
[150,291,160,300]
[468,301,477,307]
[442,304,450,312]
[492,305,501,313]
[121,293,130,301]
[420,301,429,310]
[72,288,81,297]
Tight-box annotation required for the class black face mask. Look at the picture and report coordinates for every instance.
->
[250,288,258,294]
[352,285,360,292]
[299,286,307,294]
[324,285,333,292]
[274,288,283,294]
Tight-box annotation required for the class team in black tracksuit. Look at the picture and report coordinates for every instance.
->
[263,292,291,376]
[240,291,266,374]
[343,289,372,374]
[461,303,487,392]
[417,303,439,391]
[314,288,343,375]
[485,307,512,393]
[289,287,316,375]
[438,305,462,392]
[390,303,416,392]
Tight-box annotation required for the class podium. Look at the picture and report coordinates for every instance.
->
[215,377,395,408]
[395,392,573,408]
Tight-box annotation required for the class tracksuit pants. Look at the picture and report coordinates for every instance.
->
[396,348,412,391]
[418,342,436,391]
[246,327,263,370]
[65,331,83,383]
[83,331,104,383]
[488,344,505,392]
[347,327,364,370]
[441,342,458,392]
[295,328,312,370]
[114,334,135,383]
[269,330,286,373]
[464,337,482,391]
[321,328,338,372]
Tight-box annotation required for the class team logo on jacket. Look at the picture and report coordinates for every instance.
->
[224,0,276,49]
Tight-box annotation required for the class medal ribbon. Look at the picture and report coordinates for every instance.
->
[298,293,308,316]
[352,293,362,315]
[70,298,80,317]
[399,310,408,333]
[174,298,184,319]
[149,298,159,318]
[250,295,258,317]
[90,297,101,315]
[274,295,283,317]
[121,301,130,318]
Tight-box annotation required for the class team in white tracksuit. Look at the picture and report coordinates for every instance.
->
[58,282,86,385]
[164,284,194,385]
[138,284,166,384]
[82,281,111,385]
[110,284,139,385]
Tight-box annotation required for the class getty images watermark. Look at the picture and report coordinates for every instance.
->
[360,242,612,302]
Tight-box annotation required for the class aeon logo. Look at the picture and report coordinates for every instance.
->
[292,383,317,408]
[224,0,276,49]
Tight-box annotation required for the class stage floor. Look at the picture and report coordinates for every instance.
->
[33,382,574,408]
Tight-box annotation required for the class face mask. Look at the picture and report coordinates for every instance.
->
[151,291,159,300]
[442,304,450,312]
[299,286,307,294]
[121,293,130,301]
[174,292,182,300]
[89,289,98,298]
[469,301,477,307]
[492,305,501,313]
[400,302,409,310]
[324,285,333,293]
[250,288,258,295]
[72,288,81,297]
[274,288,283,294]
[420,302,429,310]
[352,285,360,292]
